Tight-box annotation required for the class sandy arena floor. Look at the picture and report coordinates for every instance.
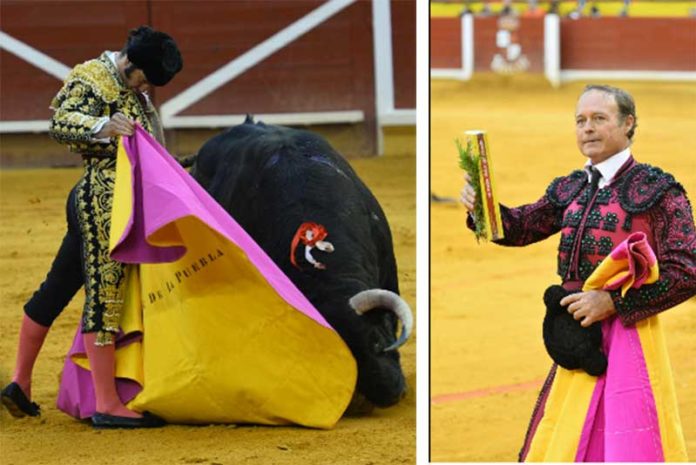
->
[430,76,696,462]
[0,149,415,464]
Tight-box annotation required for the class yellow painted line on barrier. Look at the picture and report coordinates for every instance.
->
[430,1,696,18]
[431,379,544,404]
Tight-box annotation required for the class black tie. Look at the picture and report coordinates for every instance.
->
[588,167,601,197]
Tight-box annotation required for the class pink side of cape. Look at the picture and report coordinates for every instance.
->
[578,233,663,461]
[576,317,663,462]
[605,231,657,290]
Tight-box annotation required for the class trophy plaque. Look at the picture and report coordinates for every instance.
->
[457,130,504,241]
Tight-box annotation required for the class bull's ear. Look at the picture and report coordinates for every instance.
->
[244,114,255,124]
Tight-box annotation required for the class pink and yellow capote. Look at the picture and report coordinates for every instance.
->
[57,126,357,428]
[522,232,688,462]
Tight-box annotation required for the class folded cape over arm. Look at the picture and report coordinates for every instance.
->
[522,232,687,462]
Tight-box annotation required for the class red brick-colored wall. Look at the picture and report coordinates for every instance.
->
[0,1,149,121]
[430,16,544,72]
[1,0,415,144]
[561,18,696,71]
[391,0,416,109]
[150,1,375,119]
[430,16,696,73]
[430,17,461,69]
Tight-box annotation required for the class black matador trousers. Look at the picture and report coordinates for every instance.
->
[24,158,126,345]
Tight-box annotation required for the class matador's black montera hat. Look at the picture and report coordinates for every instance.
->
[126,26,183,86]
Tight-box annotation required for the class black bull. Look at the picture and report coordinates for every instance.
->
[190,119,413,409]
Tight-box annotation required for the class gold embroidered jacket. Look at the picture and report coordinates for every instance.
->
[49,51,163,156]
[48,52,166,345]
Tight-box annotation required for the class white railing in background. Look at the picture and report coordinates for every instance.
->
[372,0,417,154]
[544,14,561,88]
[0,30,70,80]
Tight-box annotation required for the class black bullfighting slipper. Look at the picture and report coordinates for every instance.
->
[1,382,41,418]
[91,411,166,429]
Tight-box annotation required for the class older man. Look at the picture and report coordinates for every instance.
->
[1,26,182,428]
[461,85,695,461]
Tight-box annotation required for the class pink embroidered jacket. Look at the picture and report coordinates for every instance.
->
[468,157,696,325]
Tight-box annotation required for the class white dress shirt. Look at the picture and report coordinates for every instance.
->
[584,147,632,189]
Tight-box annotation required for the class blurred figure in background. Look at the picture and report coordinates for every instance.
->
[569,0,586,19]
[480,0,493,16]
[548,0,561,15]
[590,3,601,17]
[524,0,545,17]
[461,0,474,16]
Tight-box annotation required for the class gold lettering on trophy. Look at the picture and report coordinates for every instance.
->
[478,138,499,239]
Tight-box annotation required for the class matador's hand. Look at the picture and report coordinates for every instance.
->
[560,290,617,327]
[95,113,134,138]
[460,173,476,214]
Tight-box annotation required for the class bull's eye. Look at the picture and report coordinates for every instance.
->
[373,341,382,353]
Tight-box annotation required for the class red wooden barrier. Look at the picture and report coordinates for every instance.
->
[391,0,416,109]
[431,15,696,73]
[1,1,415,124]
[430,17,461,69]
[561,18,696,71]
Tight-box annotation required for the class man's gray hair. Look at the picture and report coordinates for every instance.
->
[582,84,638,140]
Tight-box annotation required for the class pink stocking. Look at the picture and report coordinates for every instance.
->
[11,314,50,399]
[82,332,141,418]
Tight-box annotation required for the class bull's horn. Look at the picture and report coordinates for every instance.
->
[349,289,413,352]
